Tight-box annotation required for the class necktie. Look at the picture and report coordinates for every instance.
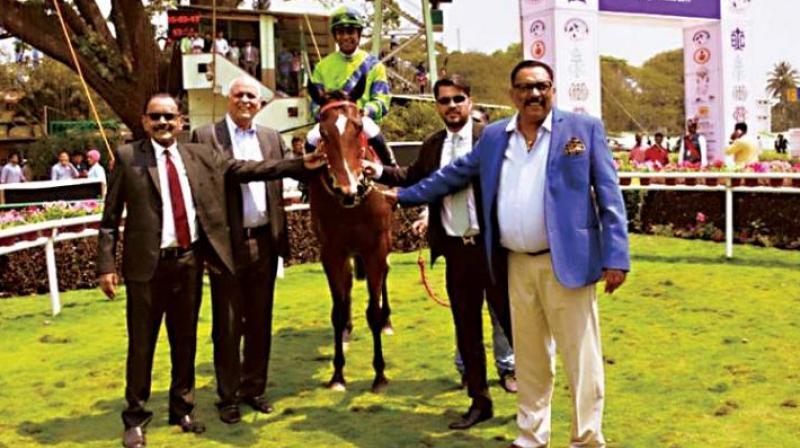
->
[448,134,470,236]
[163,149,191,248]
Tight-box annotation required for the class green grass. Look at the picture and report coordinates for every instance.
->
[1,235,799,447]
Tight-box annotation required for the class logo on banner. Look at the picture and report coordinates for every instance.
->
[733,55,746,82]
[732,85,748,101]
[694,47,711,65]
[569,82,589,101]
[693,67,714,103]
[729,0,751,10]
[731,28,746,51]
[531,41,547,59]
[529,20,546,37]
[692,30,711,47]
[564,18,589,41]
[697,106,711,119]
[568,0,588,3]
[733,106,748,122]
[568,48,586,78]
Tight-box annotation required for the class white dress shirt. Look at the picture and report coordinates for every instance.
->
[497,112,553,253]
[440,120,480,237]
[51,163,78,181]
[226,114,269,228]
[87,163,106,184]
[1,163,24,183]
[152,139,199,249]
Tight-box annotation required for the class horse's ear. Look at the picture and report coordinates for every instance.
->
[307,80,325,105]
[349,75,367,103]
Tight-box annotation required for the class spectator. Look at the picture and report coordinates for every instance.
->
[191,31,205,54]
[51,150,79,181]
[180,32,194,54]
[214,31,229,57]
[228,40,241,64]
[290,136,305,159]
[86,149,107,185]
[71,150,88,177]
[240,40,260,77]
[416,63,428,95]
[277,46,293,93]
[202,32,213,53]
[678,117,708,167]
[775,133,788,154]
[289,51,302,94]
[644,132,670,166]
[724,122,759,168]
[629,133,646,164]
[1,152,25,184]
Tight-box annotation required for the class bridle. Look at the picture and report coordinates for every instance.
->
[316,100,375,208]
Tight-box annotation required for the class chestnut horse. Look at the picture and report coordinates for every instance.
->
[307,79,393,392]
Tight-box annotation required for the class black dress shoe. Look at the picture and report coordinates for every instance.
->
[168,414,206,433]
[242,396,274,414]
[219,404,241,424]
[122,426,146,448]
[448,406,493,430]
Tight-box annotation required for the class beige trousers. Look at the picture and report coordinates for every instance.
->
[508,252,605,448]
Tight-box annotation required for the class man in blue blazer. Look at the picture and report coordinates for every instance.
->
[392,60,629,448]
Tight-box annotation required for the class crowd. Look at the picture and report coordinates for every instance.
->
[0,148,107,185]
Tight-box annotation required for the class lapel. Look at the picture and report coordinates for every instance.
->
[176,143,200,204]
[255,126,273,160]
[142,139,162,197]
[429,130,447,171]
[546,108,567,173]
[215,119,234,158]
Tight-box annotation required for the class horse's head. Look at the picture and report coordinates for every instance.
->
[308,76,369,203]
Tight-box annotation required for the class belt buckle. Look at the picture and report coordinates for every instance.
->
[461,235,476,246]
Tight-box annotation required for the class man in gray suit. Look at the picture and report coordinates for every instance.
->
[192,77,292,424]
[97,93,324,448]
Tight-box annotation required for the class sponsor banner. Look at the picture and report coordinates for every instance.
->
[521,14,555,66]
[720,18,756,149]
[599,0,721,19]
[684,23,724,162]
[553,9,601,116]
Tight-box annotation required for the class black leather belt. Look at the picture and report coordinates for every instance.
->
[243,224,269,239]
[526,248,550,257]
[159,243,195,259]
[445,234,480,246]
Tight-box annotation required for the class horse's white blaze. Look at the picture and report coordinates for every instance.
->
[344,162,358,195]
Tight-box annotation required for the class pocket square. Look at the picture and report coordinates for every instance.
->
[564,137,586,156]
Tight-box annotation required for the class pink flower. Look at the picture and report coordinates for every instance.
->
[696,212,706,223]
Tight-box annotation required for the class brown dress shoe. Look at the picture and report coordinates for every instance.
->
[168,414,206,433]
[219,404,241,424]
[242,396,274,413]
[448,406,493,430]
[500,372,518,393]
[122,426,146,448]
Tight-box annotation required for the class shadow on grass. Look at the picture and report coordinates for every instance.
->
[632,253,799,269]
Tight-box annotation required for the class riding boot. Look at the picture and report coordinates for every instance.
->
[368,135,397,167]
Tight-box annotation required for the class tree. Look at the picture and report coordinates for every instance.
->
[766,61,799,102]
[0,1,177,137]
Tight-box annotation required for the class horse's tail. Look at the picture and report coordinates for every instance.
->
[353,256,366,280]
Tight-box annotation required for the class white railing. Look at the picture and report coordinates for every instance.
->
[617,171,800,259]
[0,214,102,316]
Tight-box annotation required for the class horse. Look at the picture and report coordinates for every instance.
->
[307,78,393,393]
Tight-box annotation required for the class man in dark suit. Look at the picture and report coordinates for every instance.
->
[97,93,324,448]
[191,76,293,424]
[365,75,513,430]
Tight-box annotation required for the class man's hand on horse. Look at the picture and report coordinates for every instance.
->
[302,151,327,170]
[601,269,626,294]
[411,215,428,236]
[381,187,399,209]
[361,159,383,179]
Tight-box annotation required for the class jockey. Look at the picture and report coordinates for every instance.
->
[309,5,397,166]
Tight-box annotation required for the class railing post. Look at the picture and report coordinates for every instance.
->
[45,229,62,316]
[725,183,734,259]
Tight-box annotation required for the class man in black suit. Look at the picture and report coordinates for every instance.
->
[191,77,292,424]
[365,75,513,429]
[97,93,324,448]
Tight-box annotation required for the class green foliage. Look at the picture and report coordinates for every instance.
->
[74,32,128,82]
[381,101,441,142]
[1,239,800,447]
[442,44,521,106]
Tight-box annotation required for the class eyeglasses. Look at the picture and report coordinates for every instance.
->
[233,91,259,100]
[436,94,468,106]
[146,112,178,121]
[512,82,552,94]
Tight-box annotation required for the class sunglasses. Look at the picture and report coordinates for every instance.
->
[436,95,468,106]
[512,82,553,94]
[146,112,178,121]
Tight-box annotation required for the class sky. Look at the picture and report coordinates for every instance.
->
[436,0,800,95]
[2,0,798,95]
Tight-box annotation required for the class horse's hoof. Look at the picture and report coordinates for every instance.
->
[371,376,389,394]
[328,381,346,392]
[382,324,394,336]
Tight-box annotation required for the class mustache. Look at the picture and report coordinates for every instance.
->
[525,98,545,106]
[153,123,174,132]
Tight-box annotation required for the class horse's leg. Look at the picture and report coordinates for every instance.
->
[362,251,389,393]
[381,266,394,335]
[321,251,352,391]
